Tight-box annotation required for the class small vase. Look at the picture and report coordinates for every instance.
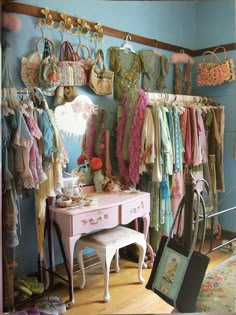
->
[93,170,104,192]
[84,169,93,185]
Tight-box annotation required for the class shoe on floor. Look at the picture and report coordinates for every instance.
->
[37,295,67,314]
[35,302,59,315]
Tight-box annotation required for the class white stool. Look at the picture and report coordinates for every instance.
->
[75,225,146,302]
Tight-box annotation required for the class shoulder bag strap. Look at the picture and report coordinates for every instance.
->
[202,50,221,64]
[213,46,227,62]
[166,187,202,257]
[94,49,106,71]
[76,44,92,60]
[36,37,55,56]
[59,41,75,61]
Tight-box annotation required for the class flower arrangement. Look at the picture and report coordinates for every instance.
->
[77,154,103,173]
[77,154,104,191]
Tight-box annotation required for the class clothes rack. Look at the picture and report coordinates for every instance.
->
[147,92,209,104]
[145,91,224,250]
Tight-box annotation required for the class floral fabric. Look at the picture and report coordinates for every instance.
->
[196,254,236,312]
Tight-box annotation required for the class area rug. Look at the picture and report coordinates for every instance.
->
[195,254,236,312]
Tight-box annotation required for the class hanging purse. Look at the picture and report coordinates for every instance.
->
[75,44,94,84]
[57,41,87,87]
[88,49,114,95]
[146,192,210,313]
[197,46,236,86]
[21,37,50,90]
[38,38,61,96]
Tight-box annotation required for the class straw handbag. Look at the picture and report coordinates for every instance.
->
[88,49,114,95]
[197,46,236,86]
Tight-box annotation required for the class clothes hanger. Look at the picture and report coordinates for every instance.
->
[19,95,30,117]
[120,34,136,53]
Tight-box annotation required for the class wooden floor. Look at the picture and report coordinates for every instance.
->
[51,243,232,315]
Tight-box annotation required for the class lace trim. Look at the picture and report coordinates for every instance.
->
[22,176,35,189]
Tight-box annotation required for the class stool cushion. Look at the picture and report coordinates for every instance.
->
[79,225,145,248]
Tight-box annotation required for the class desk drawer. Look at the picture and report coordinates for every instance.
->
[120,196,150,224]
[72,206,119,235]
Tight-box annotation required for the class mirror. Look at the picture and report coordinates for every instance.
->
[54,95,98,172]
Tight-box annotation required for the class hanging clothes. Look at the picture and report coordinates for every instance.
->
[139,50,169,91]
[116,88,149,186]
[139,106,155,174]
[136,92,224,240]
[173,62,192,95]
[109,47,142,101]
[33,89,68,259]
[149,105,162,182]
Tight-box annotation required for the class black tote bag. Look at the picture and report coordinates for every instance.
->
[146,192,210,312]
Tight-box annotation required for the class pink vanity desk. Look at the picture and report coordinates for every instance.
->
[49,190,151,305]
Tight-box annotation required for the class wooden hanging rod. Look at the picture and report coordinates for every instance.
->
[192,43,236,57]
[2,2,192,54]
[3,2,236,56]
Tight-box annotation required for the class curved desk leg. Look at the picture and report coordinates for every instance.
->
[141,213,155,269]
[60,233,82,306]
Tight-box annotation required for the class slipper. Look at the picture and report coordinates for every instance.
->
[35,302,59,315]
[36,297,67,315]
[14,280,32,296]
[51,302,67,315]
[41,295,62,303]
[16,276,44,295]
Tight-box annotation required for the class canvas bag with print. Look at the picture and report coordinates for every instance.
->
[146,191,210,313]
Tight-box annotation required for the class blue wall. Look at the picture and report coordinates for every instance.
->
[193,0,236,232]
[4,0,236,276]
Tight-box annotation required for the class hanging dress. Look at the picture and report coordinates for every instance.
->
[109,47,142,101]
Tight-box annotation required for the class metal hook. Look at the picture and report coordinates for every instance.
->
[125,33,131,42]
[40,25,47,39]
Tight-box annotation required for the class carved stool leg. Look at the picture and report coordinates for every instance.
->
[77,246,86,289]
[97,249,116,303]
[135,239,146,283]
[114,249,120,273]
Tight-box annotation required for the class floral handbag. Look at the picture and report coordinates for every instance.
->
[57,41,87,87]
[88,49,114,95]
[197,46,236,86]
[21,37,49,90]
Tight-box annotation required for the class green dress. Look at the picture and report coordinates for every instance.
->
[109,47,142,101]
